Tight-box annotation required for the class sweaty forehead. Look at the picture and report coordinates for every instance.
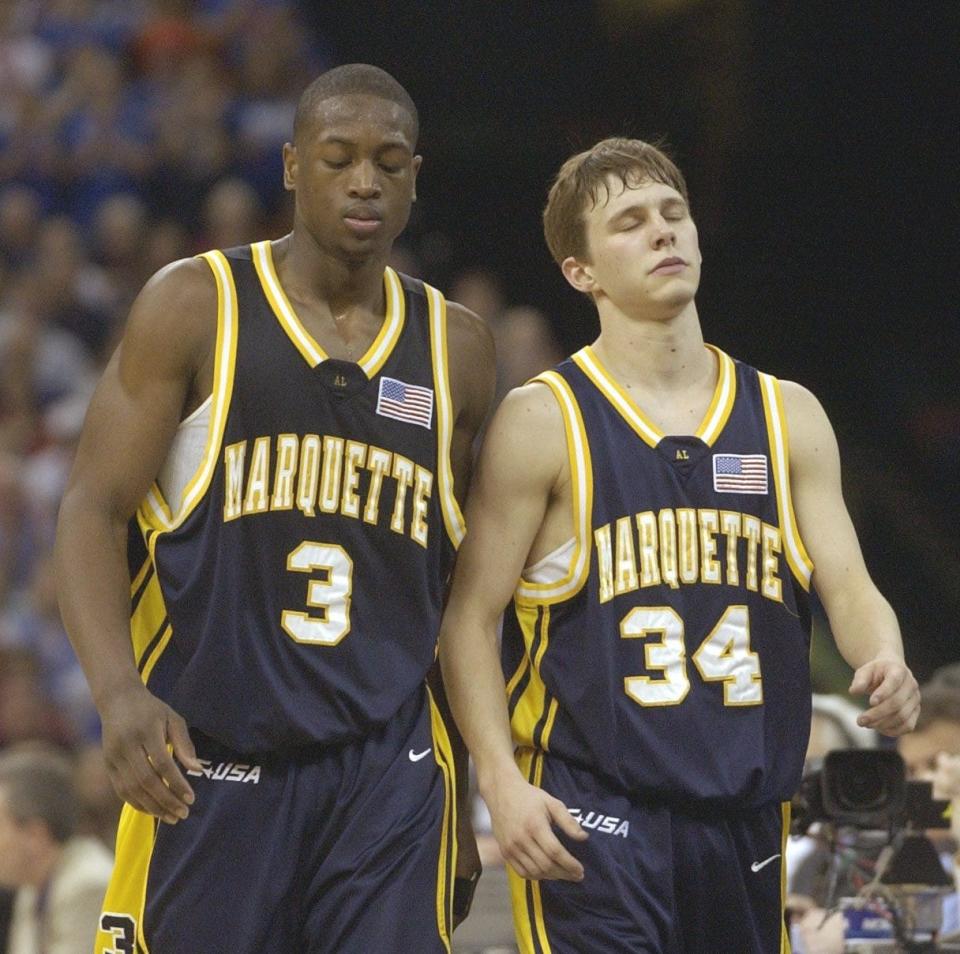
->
[302,94,416,146]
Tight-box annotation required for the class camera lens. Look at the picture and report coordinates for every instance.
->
[835,764,888,810]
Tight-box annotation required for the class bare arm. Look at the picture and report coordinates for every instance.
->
[783,381,919,736]
[439,383,587,883]
[55,257,216,821]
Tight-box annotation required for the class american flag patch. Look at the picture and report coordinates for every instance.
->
[712,454,768,494]
[376,376,434,429]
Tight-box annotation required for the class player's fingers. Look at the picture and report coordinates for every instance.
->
[849,662,879,697]
[548,798,589,842]
[530,825,584,881]
[871,698,921,737]
[113,754,185,825]
[167,712,202,778]
[865,666,908,706]
[859,673,917,727]
[503,845,543,881]
[143,728,196,807]
[133,743,192,819]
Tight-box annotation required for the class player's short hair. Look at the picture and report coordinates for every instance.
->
[543,138,690,266]
[0,748,78,844]
[293,64,418,146]
[914,683,960,732]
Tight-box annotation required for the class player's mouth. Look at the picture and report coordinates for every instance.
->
[649,256,687,275]
[343,205,383,237]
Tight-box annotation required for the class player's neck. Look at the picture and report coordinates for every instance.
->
[276,231,390,316]
[591,301,710,392]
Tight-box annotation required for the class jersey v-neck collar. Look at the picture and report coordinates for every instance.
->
[571,343,736,448]
[250,239,405,379]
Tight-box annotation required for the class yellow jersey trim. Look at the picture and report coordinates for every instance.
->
[252,240,405,377]
[572,344,736,448]
[137,249,238,534]
[780,801,792,954]
[759,373,814,589]
[428,688,456,952]
[508,749,552,954]
[515,372,592,603]
[425,283,466,549]
[95,804,156,954]
[509,604,557,750]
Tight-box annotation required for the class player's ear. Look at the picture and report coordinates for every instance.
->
[282,143,297,191]
[561,256,596,295]
[411,154,422,202]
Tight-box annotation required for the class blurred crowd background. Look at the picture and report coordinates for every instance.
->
[0,1,956,951]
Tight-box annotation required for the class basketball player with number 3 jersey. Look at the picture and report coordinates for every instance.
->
[55,66,493,953]
[439,138,919,953]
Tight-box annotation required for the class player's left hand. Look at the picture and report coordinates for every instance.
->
[850,655,919,737]
[453,810,481,927]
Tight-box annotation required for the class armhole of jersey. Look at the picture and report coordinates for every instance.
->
[136,249,238,536]
[515,371,592,604]
[425,282,466,549]
[759,372,814,590]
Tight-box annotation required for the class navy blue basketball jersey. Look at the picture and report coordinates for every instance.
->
[502,345,814,807]
[127,242,465,752]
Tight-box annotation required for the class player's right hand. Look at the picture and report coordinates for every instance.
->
[484,772,588,882]
[98,683,203,825]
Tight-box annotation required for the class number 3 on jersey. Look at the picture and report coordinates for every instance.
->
[281,542,353,645]
[621,605,762,707]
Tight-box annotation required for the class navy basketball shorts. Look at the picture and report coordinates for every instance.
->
[95,689,458,953]
[510,749,791,954]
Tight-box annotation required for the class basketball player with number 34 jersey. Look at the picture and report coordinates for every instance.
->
[56,66,493,953]
[439,138,919,954]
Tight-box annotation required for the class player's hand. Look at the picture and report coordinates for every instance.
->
[850,655,920,737]
[98,682,203,824]
[484,772,587,882]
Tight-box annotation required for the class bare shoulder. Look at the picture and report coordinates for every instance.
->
[483,380,566,478]
[120,256,219,381]
[778,379,839,467]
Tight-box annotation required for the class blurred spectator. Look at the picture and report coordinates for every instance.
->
[0,746,113,954]
[494,305,563,398]
[0,648,75,751]
[201,176,266,251]
[72,746,120,852]
[2,556,99,745]
[0,184,43,273]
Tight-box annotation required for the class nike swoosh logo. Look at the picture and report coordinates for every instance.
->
[750,853,781,872]
[408,748,432,762]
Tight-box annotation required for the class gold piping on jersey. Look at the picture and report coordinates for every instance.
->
[95,804,156,954]
[779,801,792,954]
[509,604,560,751]
[515,372,592,603]
[572,344,737,448]
[758,373,814,590]
[508,749,552,954]
[138,249,239,535]
[428,688,456,953]
[252,241,406,377]
[425,283,466,548]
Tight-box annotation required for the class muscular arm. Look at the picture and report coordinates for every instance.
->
[439,384,587,883]
[55,258,216,820]
[783,381,919,735]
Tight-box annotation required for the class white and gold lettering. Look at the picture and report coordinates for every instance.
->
[363,446,393,525]
[698,509,721,584]
[636,511,661,587]
[410,465,433,548]
[719,511,742,587]
[271,434,299,511]
[296,434,321,517]
[594,523,615,604]
[223,440,247,521]
[341,441,367,519]
[614,516,639,596]
[391,455,415,534]
[658,509,679,590]
[319,436,344,514]
[742,514,761,592]
[761,523,783,601]
[677,508,699,585]
[243,436,271,514]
